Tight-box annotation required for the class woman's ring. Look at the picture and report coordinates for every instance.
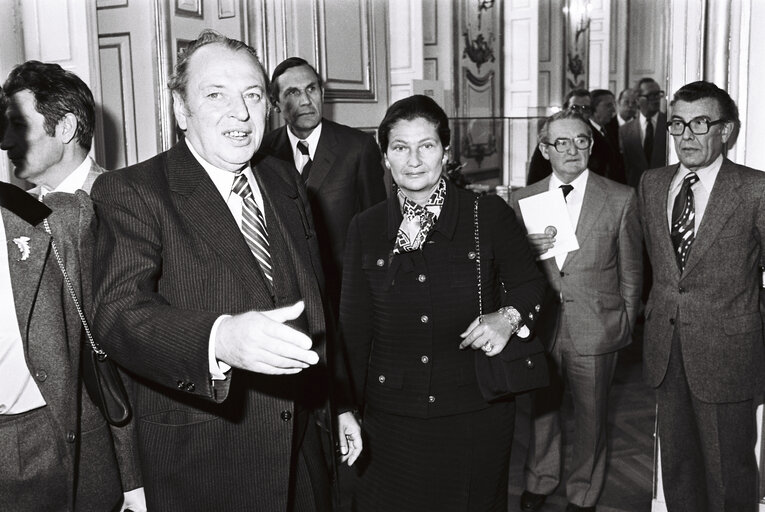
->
[482,342,494,353]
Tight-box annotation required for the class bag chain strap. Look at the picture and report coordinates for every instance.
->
[43,218,106,359]
[474,197,482,317]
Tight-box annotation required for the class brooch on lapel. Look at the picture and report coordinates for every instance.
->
[12,236,31,261]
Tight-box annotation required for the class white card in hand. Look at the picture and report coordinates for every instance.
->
[518,189,579,260]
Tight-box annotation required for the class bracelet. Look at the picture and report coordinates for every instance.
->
[497,306,522,335]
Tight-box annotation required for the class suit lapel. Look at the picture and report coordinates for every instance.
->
[273,127,295,163]
[682,160,741,276]
[305,120,336,192]
[168,143,273,305]
[563,173,606,269]
[3,208,51,343]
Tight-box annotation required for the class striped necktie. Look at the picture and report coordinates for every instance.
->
[297,140,312,182]
[670,172,699,271]
[232,173,273,286]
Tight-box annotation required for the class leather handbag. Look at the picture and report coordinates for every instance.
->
[471,198,549,402]
[44,219,132,427]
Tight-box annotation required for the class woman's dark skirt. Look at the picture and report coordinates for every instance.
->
[353,401,516,512]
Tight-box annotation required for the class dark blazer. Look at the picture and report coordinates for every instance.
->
[340,182,547,416]
[512,172,642,355]
[639,159,765,402]
[620,112,668,188]
[261,119,387,307]
[1,186,137,511]
[527,124,622,185]
[90,142,331,511]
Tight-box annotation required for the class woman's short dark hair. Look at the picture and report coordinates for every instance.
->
[377,95,450,153]
[670,80,739,124]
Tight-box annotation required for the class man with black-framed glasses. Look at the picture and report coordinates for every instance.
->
[639,80,763,511]
[513,110,642,512]
[620,77,668,188]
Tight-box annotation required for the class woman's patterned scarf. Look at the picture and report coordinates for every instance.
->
[393,178,446,254]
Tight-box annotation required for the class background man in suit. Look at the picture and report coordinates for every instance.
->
[513,110,642,512]
[620,77,668,188]
[640,81,764,511]
[616,87,638,126]
[590,89,626,184]
[90,31,361,511]
[527,89,622,185]
[261,57,387,311]
[1,65,145,510]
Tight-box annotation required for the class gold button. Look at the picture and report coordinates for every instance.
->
[378,375,386,383]
[376,258,384,267]
[418,274,426,282]
[525,358,535,369]
[428,395,436,403]
[420,315,429,323]
[421,355,429,364]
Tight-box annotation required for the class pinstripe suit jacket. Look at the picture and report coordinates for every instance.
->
[1,186,130,511]
[90,141,331,510]
[639,160,765,402]
[512,172,643,355]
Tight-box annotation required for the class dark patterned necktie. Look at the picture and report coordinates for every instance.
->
[670,172,699,271]
[644,118,654,162]
[560,184,574,202]
[297,140,312,182]
[232,173,274,287]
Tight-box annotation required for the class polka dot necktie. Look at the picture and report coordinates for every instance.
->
[670,172,699,271]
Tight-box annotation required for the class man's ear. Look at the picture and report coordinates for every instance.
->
[721,120,735,144]
[57,113,78,144]
[539,143,551,161]
[172,91,188,131]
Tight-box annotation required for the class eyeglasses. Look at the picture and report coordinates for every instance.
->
[542,136,592,153]
[639,90,665,100]
[668,117,727,136]
[568,104,592,114]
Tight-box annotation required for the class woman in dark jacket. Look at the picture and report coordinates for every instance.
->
[340,95,547,511]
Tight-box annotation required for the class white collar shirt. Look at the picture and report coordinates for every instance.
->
[34,157,93,198]
[639,112,660,145]
[666,154,723,233]
[549,169,589,268]
[287,122,322,175]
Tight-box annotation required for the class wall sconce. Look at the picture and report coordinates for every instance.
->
[563,0,591,90]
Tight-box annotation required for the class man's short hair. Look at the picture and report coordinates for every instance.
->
[563,88,591,109]
[636,77,658,90]
[670,80,739,125]
[168,29,267,103]
[268,57,323,103]
[591,89,615,111]
[618,87,635,103]
[538,110,593,144]
[3,61,95,151]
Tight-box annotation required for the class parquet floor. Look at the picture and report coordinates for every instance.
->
[507,330,655,512]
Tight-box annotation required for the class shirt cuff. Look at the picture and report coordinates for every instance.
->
[121,487,147,512]
[209,315,232,380]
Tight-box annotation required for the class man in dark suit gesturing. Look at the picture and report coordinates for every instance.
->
[514,110,642,512]
[640,81,764,511]
[260,58,386,309]
[91,31,361,511]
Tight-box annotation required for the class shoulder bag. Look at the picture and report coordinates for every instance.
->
[472,197,550,402]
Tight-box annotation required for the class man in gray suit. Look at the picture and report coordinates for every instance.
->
[513,110,642,512]
[1,63,145,511]
[640,81,764,511]
[620,77,668,188]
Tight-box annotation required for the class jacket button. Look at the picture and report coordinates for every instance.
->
[35,369,47,382]
[669,318,675,325]
[376,258,385,267]
[420,315,429,324]
[525,358,535,369]
[428,395,436,403]
[420,355,429,364]
[560,271,565,277]
[678,287,686,293]
[185,382,195,392]
[418,274,427,283]
[66,431,76,443]
[280,410,292,422]
[177,380,185,390]
[468,251,477,260]
[378,375,386,383]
